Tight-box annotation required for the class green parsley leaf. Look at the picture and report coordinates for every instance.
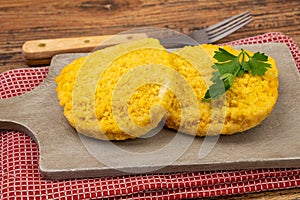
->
[252,52,269,61]
[249,53,271,76]
[220,73,235,86]
[203,78,231,101]
[213,48,236,62]
[202,47,271,101]
[241,60,250,72]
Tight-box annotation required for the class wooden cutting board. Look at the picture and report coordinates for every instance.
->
[0,43,299,180]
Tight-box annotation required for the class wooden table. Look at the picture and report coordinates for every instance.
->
[0,0,299,199]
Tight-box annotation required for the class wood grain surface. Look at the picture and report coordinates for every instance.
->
[0,0,299,198]
[0,0,299,74]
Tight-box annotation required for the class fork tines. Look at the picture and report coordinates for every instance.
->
[206,11,253,43]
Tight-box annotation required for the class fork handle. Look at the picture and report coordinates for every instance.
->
[22,33,148,60]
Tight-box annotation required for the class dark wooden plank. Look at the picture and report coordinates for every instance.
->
[0,0,299,73]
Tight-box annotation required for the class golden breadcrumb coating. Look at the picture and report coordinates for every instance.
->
[55,56,86,127]
[55,39,278,140]
[165,44,278,136]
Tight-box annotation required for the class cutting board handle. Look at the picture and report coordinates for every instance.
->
[0,95,39,142]
[0,69,61,143]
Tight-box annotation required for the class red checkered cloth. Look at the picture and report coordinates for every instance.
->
[1,32,300,199]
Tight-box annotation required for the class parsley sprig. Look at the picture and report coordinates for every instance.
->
[202,47,271,101]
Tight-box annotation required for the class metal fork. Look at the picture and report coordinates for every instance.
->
[23,11,252,65]
[159,11,252,47]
